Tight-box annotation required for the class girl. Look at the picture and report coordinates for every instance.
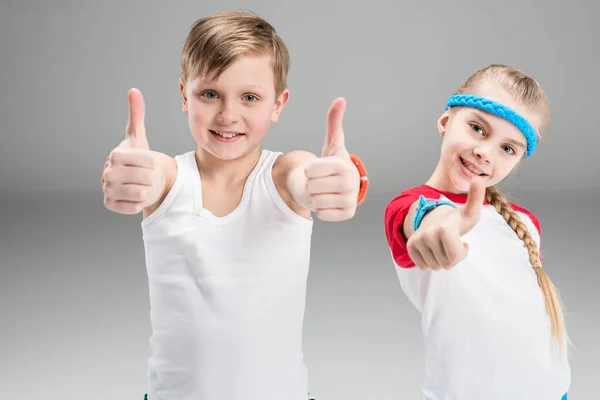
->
[384,64,570,399]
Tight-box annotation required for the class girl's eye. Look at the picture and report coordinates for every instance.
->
[470,123,484,135]
[502,145,516,155]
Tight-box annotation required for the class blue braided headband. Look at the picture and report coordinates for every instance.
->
[445,94,538,158]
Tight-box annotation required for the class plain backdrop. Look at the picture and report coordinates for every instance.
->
[1,0,598,399]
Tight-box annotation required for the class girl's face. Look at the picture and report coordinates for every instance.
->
[429,83,541,194]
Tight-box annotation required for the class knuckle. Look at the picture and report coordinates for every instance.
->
[109,149,121,162]
[407,238,418,252]
[103,182,114,195]
[148,153,157,169]
[449,254,460,265]
[343,197,356,209]
[103,169,114,184]
[138,188,148,202]
[443,262,455,270]
[421,232,434,243]
[434,225,447,237]
[317,210,335,222]
[340,179,355,193]
[143,169,153,184]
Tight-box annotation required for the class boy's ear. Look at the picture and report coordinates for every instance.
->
[179,79,188,114]
[271,89,290,123]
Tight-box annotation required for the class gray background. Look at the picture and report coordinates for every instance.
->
[1,0,598,399]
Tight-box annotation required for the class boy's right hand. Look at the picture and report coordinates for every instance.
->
[102,89,165,215]
[406,178,486,271]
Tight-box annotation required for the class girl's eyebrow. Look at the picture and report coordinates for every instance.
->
[469,109,527,150]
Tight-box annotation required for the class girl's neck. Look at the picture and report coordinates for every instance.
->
[425,160,467,195]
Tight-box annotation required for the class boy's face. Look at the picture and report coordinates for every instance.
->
[180,54,288,161]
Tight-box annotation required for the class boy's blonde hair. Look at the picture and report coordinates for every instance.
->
[455,64,568,355]
[180,11,290,95]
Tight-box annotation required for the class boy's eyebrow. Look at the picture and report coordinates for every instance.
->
[192,81,266,90]
[469,109,527,149]
[192,78,265,88]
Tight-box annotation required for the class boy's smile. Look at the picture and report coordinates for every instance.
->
[180,54,289,162]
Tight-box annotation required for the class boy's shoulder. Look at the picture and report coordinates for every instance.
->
[272,149,317,169]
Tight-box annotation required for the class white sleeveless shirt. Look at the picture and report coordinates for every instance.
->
[140,149,314,400]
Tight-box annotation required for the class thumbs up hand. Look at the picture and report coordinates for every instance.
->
[303,98,360,222]
[102,89,165,215]
[123,88,150,150]
[406,178,487,271]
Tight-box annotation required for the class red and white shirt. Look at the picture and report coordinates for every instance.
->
[384,185,570,400]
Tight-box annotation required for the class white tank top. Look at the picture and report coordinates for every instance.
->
[140,149,314,400]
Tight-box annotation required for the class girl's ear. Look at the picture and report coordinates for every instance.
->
[438,110,451,136]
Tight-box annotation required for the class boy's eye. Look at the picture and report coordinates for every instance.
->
[200,91,218,99]
[243,94,258,102]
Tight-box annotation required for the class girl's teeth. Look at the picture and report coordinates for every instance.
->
[462,159,483,175]
[216,131,238,138]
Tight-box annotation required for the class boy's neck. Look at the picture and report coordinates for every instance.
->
[194,147,262,185]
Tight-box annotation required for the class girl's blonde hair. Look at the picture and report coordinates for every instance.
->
[456,64,568,355]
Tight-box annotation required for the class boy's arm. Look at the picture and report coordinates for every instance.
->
[273,98,365,222]
[142,151,178,219]
[102,88,178,219]
[273,150,318,220]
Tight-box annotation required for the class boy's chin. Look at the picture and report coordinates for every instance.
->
[199,144,259,162]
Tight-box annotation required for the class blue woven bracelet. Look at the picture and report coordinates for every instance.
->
[413,195,458,231]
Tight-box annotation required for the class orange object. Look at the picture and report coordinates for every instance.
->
[349,154,368,205]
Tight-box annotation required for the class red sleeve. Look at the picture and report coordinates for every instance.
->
[384,186,443,269]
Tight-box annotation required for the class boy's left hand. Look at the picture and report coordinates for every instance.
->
[304,98,360,222]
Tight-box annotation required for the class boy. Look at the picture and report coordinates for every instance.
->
[101,11,368,400]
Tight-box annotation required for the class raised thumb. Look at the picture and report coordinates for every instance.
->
[459,177,486,235]
[321,97,347,157]
[125,88,149,149]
